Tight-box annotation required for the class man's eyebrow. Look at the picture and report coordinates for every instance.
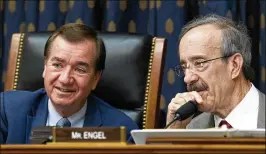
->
[77,61,89,68]
[180,55,206,64]
[189,55,206,61]
[51,57,65,62]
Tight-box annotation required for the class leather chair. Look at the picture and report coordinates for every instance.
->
[5,32,167,129]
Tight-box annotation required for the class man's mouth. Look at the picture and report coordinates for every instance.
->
[56,87,75,93]
[196,88,209,96]
[198,90,207,94]
[197,88,208,92]
[188,87,208,92]
[187,81,209,93]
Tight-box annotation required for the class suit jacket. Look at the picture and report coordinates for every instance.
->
[0,88,138,144]
[187,91,265,129]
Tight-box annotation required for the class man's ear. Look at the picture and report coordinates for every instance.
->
[42,59,48,78]
[42,65,47,78]
[92,71,102,90]
[229,53,243,79]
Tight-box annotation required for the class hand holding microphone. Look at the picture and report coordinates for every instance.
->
[165,91,203,129]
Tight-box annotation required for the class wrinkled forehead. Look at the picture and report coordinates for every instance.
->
[178,25,222,61]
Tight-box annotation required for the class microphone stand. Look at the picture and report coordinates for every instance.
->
[164,114,181,129]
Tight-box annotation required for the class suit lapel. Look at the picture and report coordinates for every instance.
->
[25,94,103,142]
[257,91,265,128]
[25,95,49,143]
[83,95,102,127]
[187,112,215,129]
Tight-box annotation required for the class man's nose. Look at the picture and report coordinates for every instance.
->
[58,68,73,84]
[184,69,198,85]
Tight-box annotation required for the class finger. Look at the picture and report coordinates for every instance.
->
[184,93,194,102]
[168,102,182,111]
[179,92,195,103]
[190,91,203,103]
[170,97,187,105]
[181,91,202,103]
[174,93,181,98]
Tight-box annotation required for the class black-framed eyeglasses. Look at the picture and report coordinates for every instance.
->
[174,55,232,77]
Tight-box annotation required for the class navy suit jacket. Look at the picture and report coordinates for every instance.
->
[0,88,138,144]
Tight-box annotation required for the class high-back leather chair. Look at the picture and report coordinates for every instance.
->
[5,32,167,129]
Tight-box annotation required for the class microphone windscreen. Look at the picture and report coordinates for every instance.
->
[175,101,198,121]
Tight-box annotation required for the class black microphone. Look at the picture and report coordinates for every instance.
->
[164,101,198,129]
[174,101,198,121]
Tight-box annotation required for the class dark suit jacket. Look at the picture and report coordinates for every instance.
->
[187,91,265,129]
[0,88,138,144]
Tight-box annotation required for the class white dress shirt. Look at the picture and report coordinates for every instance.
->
[46,99,87,127]
[214,84,259,129]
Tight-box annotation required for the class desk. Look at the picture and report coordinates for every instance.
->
[0,143,265,154]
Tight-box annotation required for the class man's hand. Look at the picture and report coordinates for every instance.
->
[166,91,203,129]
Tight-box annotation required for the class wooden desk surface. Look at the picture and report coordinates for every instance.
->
[1,143,265,154]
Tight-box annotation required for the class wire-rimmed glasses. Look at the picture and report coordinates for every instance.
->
[174,55,231,77]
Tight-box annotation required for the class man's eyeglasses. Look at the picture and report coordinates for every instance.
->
[174,55,232,77]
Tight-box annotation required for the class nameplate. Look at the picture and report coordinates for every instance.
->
[52,127,126,143]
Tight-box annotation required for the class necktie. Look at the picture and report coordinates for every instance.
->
[56,118,71,127]
[218,120,233,129]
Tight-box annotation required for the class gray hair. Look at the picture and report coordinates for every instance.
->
[179,14,253,81]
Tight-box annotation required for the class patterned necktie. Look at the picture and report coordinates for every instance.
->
[56,118,71,127]
[218,120,233,129]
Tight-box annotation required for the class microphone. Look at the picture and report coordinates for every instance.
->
[174,101,198,121]
[164,101,198,129]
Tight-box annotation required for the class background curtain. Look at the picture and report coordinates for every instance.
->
[1,0,265,126]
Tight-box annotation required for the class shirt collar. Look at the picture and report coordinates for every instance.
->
[47,99,87,127]
[214,83,259,128]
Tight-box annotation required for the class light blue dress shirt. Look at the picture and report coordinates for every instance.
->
[46,99,87,127]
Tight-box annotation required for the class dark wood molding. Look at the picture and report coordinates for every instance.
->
[5,33,21,91]
[145,38,167,129]
[0,143,264,154]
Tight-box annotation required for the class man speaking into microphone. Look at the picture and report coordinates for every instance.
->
[166,14,265,129]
